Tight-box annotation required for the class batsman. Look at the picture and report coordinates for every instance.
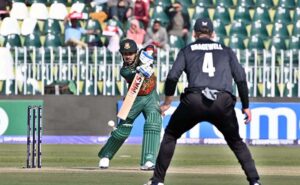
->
[98,39,162,170]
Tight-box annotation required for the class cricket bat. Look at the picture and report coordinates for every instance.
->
[117,46,154,120]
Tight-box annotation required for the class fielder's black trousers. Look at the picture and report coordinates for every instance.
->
[151,92,259,184]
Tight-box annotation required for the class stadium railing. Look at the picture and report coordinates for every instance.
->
[0,46,299,97]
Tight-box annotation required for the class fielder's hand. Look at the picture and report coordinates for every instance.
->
[136,64,153,78]
[160,103,170,116]
[242,108,252,124]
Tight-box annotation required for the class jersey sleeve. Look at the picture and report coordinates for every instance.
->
[229,49,249,109]
[120,66,136,83]
[165,49,186,96]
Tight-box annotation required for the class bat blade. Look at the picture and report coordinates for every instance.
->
[117,73,145,120]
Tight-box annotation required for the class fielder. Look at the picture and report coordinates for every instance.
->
[145,18,261,185]
[98,39,162,170]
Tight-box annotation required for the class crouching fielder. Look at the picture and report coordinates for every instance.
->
[98,39,162,170]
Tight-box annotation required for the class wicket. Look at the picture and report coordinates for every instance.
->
[26,106,43,168]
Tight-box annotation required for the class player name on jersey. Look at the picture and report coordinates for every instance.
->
[191,43,223,51]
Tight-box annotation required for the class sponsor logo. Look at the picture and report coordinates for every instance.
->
[129,75,143,95]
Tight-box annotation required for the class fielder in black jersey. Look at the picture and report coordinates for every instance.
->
[145,18,261,185]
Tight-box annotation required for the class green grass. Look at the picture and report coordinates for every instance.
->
[0,144,300,185]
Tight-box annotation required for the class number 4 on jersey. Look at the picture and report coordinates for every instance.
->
[202,52,215,77]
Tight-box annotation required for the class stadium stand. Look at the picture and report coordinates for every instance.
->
[236,0,255,8]
[195,0,213,7]
[0,0,299,97]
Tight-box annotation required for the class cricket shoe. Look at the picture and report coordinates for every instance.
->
[99,157,109,169]
[140,161,155,171]
[250,181,262,185]
[143,180,164,185]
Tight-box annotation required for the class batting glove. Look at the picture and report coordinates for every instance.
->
[136,64,153,78]
[139,50,154,65]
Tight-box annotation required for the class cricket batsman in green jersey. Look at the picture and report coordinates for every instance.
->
[98,39,162,170]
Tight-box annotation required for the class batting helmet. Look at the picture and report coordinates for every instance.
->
[119,39,138,54]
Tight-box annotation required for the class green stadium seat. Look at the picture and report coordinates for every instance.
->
[90,2,108,13]
[293,8,300,23]
[85,19,102,33]
[272,22,290,38]
[85,34,103,47]
[24,33,42,47]
[3,34,22,47]
[230,21,248,39]
[229,36,246,49]
[49,0,68,5]
[253,7,271,24]
[274,7,292,24]
[283,81,298,97]
[186,32,195,44]
[288,36,300,50]
[248,35,266,50]
[191,7,209,31]
[234,6,252,25]
[255,0,274,8]
[43,19,62,35]
[195,0,213,7]
[278,0,296,9]
[215,0,234,7]
[270,36,287,50]
[153,0,171,8]
[71,0,86,3]
[152,5,170,27]
[176,0,193,8]
[44,33,63,47]
[292,20,300,37]
[213,20,227,37]
[250,21,269,39]
[213,6,231,25]
[192,5,210,20]
[214,35,225,45]
[236,0,255,8]
[168,35,185,49]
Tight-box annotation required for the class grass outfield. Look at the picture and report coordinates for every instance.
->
[0,144,300,185]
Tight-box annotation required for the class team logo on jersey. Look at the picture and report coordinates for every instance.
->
[124,43,131,49]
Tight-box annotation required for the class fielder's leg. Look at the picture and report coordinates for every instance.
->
[150,101,200,184]
[140,112,162,170]
[212,93,260,184]
[221,125,260,184]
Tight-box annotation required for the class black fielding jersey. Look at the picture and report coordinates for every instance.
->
[165,38,247,96]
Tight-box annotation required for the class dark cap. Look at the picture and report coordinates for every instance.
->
[119,39,138,53]
[194,18,214,33]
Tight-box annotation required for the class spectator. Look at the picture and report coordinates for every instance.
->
[167,1,190,43]
[144,20,169,50]
[102,18,124,52]
[133,0,150,29]
[108,0,133,24]
[126,19,146,47]
[90,1,109,25]
[64,12,100,49]
[0,0,11,20]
